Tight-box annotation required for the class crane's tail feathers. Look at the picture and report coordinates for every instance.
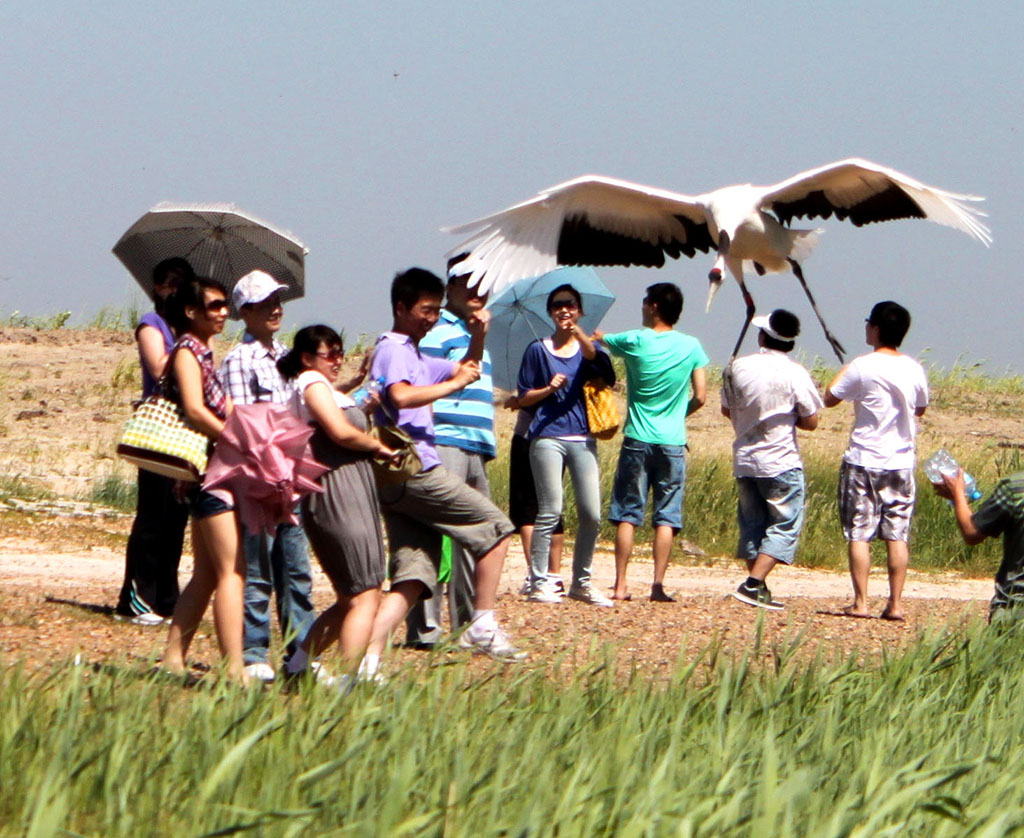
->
[789,228,824,264]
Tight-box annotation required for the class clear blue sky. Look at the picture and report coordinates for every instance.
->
[2,1,1021,371]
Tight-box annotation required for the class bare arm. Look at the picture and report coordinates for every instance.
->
[936,471,987,545]
[570,323,597,360]
[387,362,480,410]
[137,325,170,383]
[174,351,225,440]
[460,309,490,364]
[796,412,819,431]
[336,351,371,393]
[304,381,394,456]
[824,365,850,407]
[518,373,568,408]
[686,368,707,416]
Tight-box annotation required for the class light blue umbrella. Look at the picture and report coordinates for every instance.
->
[485,266,615,391]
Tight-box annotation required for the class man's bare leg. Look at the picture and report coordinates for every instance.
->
[747,552,778,581]
[650,525,676,602]
[471,535,510,611]
[612,522,634,600]
[883,540,908,619]
[844,540,872,616]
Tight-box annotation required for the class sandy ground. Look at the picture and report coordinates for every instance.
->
[0,325,1010,679]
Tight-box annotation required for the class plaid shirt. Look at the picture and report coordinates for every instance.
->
[163,333,228,420]
[220,333,293,405]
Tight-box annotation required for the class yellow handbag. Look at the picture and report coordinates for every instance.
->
[583,378,620,440]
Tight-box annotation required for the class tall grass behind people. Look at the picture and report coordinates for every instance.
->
[220,270,315,685]
[160,276,246,681]
[363,268,525,673]
[594,282,708,603]
[517,283,616,607]
[116,257,194,625]
[721,309,823,611]
[276,325,399,685]
[825,301,929,621]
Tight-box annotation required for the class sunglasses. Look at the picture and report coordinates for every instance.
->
[316,349,344,362]
[549,299,579,311]
[204,298,229,312]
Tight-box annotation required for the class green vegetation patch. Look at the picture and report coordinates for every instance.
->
[5,618,1024,835]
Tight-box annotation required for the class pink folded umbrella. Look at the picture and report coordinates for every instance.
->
[203,403,327,534]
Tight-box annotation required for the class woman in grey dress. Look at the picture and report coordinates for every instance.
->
[277,325,398,681]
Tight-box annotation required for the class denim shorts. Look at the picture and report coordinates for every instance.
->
[736,468,805,565]
[608,438,686,530]
[188,487,234,520]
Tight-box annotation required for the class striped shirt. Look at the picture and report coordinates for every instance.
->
[220,333,294,406]
[419,309,496,459]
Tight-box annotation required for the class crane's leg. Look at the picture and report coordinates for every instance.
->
[730,277,756,358]
[789,259,846,362]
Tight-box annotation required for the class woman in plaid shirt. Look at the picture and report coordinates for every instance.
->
[160,276,247,683]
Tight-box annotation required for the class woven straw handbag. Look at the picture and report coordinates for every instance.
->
[117,395,210,481]
[583,378,620,440]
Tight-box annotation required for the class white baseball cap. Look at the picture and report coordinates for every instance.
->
[751,310,800,341]
[232,270,288,309]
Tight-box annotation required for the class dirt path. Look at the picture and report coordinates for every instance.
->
[0,532,993,680]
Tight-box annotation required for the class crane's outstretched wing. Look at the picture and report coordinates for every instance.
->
[761,158,991,246]
[444,175,714,297]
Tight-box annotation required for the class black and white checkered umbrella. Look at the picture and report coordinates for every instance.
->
[112,203,307,302]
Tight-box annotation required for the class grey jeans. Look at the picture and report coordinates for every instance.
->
[529,437,601,589]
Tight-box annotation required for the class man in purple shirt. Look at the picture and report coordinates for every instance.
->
[361,268,525,675]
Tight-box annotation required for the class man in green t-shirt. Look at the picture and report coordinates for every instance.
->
[594,283,709,602]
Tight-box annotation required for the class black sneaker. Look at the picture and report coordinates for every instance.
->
[732,581,784,611]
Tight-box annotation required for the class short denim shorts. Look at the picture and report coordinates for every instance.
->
[608,438,686,530]
[736,468,805,565]
[188,486,234,520]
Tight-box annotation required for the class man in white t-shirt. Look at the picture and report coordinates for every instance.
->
[721,310,823,610]
[825,300,929,621]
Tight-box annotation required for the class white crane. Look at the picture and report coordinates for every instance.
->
[444,159,991,360]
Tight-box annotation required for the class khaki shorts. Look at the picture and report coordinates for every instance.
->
[838,461,915,542]
[379,465,513,597]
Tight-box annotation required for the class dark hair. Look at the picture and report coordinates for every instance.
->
[277,325,344,381]
[391,268,445,315]
[868,300,911,348]
[152,257,195,314]
[164,276,227,334]
[645,282,683,325]
[546,283,583,314]
[762,309,800,352]
[446,252,472,284]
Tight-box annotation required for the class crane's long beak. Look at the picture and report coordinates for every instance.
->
[706,268,723,312]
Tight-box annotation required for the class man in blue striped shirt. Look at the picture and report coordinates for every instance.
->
[404,257,495,646]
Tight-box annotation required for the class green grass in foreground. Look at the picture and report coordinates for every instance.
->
[6,618,1024,835]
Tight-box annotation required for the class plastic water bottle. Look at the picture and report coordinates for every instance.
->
[351,377,382,408]
[923,448,982,502]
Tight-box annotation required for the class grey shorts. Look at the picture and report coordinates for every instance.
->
[378,465,513,598]
[838,461,915,542]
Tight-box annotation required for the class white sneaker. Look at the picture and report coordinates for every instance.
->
[568,583,615,607]
[243,662,277,683]
[459,624,528,661]
[528,582,563,604]
[518,578,532,596]
[132,612,167,626]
